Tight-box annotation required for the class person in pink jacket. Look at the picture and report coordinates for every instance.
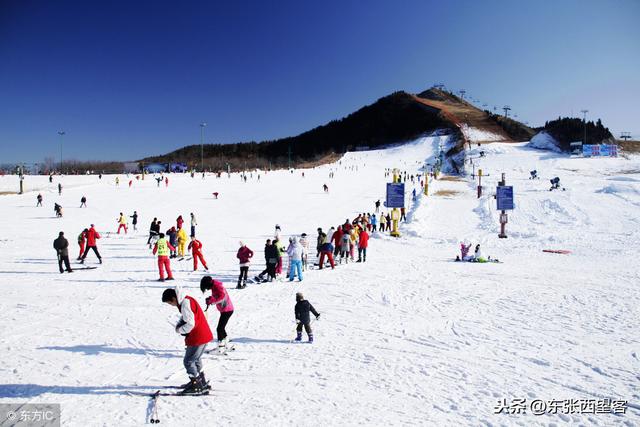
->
[200,276,234,348]
[236,241,254,289]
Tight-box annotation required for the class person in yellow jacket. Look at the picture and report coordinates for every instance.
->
[349,228,358,261]
[117,212,128,234]
[177,227,188,257]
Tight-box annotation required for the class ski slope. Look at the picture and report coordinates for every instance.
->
[0,136,639,426]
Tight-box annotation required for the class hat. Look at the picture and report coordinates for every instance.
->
[59,231,64,236]
[301,233,307,237]
[90,224,94,227]
[295,292,304,301]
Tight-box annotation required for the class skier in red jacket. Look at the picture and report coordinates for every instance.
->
[80,225,102,264]
[357,227,369,263]
[188,236,208,271]
[162,288,213,395]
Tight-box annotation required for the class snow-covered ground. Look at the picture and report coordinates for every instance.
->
[460,124,506,143]
[1,136,639,426]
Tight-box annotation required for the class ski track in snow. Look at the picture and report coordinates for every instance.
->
[0,138,639,426]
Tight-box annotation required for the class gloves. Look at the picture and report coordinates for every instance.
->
[316,314,321,320]
[175,319,186,333]
[296,319,301,324]
[205,296,214,306]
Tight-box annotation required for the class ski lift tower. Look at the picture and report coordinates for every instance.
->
[620,132,632,141]
[503,106,511,118]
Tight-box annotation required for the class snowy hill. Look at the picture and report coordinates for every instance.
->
[0,136,639,426]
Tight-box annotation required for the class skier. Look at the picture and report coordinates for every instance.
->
[375,200,381,213]
[165,176,169,187]
[318,233,335,270]
[385,213,392,231]
[188,236,208,271]
[152,232,175,281]
[117,213,128,234]
[147,218,160,246]
[357,227,369,262]
[177,227,188,258]
[58,183,62,195]
[77,228,87,260]
[412,188,417,201]
[176,215,184,230]
[161,288,212,394]
[316,228,324,258]
[236,242,254,289]
[166,227,178,258]
[370,214,377,232]
[36,193,43,207]
[115,176,120,186]
[400,207,406,222]
[80,196,87,208]
[459,242,473,261]
[379,213,386,232]
[299,233,309,271]
[80,224,102,264]
[256,239,278,282]
[274,224,281,240]
[473,244,486,263]
[190,213,197,237]
[287,236,304,282]
[274,238,286,277]
[130,211,138,231]
[331,225,343,258]
[294,292,320,343]
[339,229,350,264]
[200,276,234,349]
[54,203,63,218]
[323,183,329,193]
[49,175,53,183]
[53,231,73,273]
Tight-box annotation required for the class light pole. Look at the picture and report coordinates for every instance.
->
[57,131,65,173]
[200,122,207,172]
[581,110,589,144]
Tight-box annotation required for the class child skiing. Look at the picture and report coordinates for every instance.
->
[153,233,175,281]
[190,213,197,237]
[80,196,87,208]
[166,227,178,258]
[294,292,320,343]
[77,228,87,260]
[162,288,213,394]
[188,236,208,271]
[200,276,234,350]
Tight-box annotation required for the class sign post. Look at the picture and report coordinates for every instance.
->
[386,171,405,238]
[496,173,514,238]
[477,169,483,198]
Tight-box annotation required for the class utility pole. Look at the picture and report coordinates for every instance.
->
[581,110,589,144]
[200,122,207,173]
[288,142,292,170]
[57,130,65,173]
[503,106,511,118]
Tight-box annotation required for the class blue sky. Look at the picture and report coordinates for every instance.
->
[1,0,638,163]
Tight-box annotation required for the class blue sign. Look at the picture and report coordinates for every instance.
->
[386,183,405,208]
[599,145,610,157]
[496,186,514,210]
[582,145,593,157]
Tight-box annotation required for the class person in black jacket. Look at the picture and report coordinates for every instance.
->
[130,211,138,231]
[256,239,279,282]
[147,218,160,246]
[294,292,319,343]
[53,232,73,273]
